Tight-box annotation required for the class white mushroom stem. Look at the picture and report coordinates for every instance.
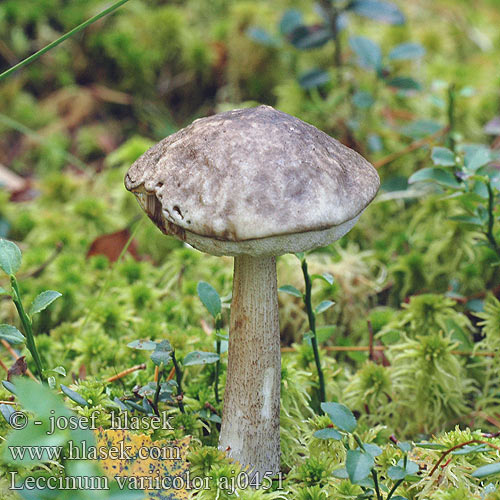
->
[219,254,281,477]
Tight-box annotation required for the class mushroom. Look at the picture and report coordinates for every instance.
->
[124,105,380,476]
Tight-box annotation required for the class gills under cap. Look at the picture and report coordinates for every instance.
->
[125,105,380,256]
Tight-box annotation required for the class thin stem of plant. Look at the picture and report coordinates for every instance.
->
[386,479,404,500]
[371,469,382,500]
[214,333,221,404]
[0,0,132,81]
[106,363,146,383]
[10,276,44,381]
[153,367,163,415]
[447,83,456,153]
[486,180,499,257]
[171,351,185,414]
[301,258,326,409]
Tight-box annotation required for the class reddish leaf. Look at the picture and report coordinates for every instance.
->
[8,356,27,381]
[87,228,140,262]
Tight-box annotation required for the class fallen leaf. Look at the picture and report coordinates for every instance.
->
[87,228,140,262]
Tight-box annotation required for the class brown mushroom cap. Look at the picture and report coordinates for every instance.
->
[125,105,380,256]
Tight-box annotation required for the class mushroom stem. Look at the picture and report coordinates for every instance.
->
[219,254,280,477]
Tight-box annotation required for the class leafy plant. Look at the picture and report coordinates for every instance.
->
[0,239,61,382]
[279,253,335,411]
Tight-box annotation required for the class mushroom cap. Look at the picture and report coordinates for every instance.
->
[125,105,380,256]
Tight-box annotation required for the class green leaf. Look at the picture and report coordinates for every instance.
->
[472,462,500,479]
[346,449,374,484]
[0,324,25,344]
[0,239,22,276]
[314,428,342,440]
[150,340,172,366]
[311,273,334,285]
[60,384,89,407]
[278,285,302,298]
[247,27,280,47]
[387,77,421,91]
[431,147,456,166]
[401,120,442,139]
[349,36,382,70]
[298,69,331,90]
[364,443,383,457]
[0,403,15,424]
[29,290,62,315]
[352,91,374,109]
[183,351,220,366]
[388,459,419,480]
[127,339,157,350]
[315,300,335,315]
[321,402,357,432]
[389,42,425,60]
[49,366,67,377]
[398,442,412,453]
[279,9,303,35]
[2,380,17,395]
[349,0,405,25]
[290,25,333,50]
[464,148,491,172]
[332,467,349,479]
[408,168,460,188]
[197,281,221,319]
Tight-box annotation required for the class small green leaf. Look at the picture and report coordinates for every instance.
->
[452,444,489,455]
[472,462,500,478]
[298,69,331,90]
[349,0,405,25]
[464,148,491,172]
[127,339,157,350]
[388,42,425,60]
[364,443,383,457]
[197,281,221,319]
[431,147,456,166]
[183,351,220,366]
[2,380,17,395]
[415,442,447,450]
[247,27,280,47]
[29,290,62,315]
[60,384,89,407]
[315,300,335,314]
[311,272,334,285]
[290,25,333,50]
[387,77,421,91]
[397,442,412,453]
[408,168,460,188]
[278,285,302,298]
[448,215,483,226]
[279,9,303,35]
[388,459,419,480]
[314,428,342,440]
[388,465,406,481]
[150,340,172,366]
[0,403,15,424]
[352,91,374,109]
[0,239,22,276]
[321,402,357,432]
[49,366,67,377]
[0,324,25,344]
[349,36,382,70]
[346,449,374,484]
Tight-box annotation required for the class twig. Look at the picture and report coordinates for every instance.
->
[367,320,374,361]
[1,340,38,381]
[106,363,146,383]
[0,357,9,373]
[0,401,16,405]
[0,0,132,81]
[373,127,449,169]
[20,242,63,279]
[429,439,500,477]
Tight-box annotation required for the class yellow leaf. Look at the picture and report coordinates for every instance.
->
[95,428,191,499]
